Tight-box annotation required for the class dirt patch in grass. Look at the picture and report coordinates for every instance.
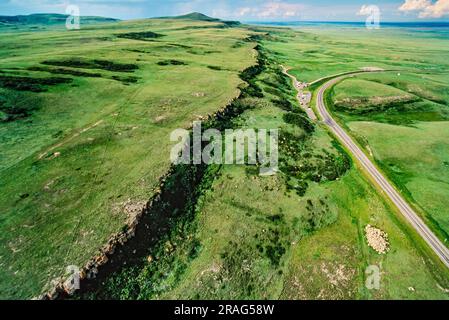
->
[282,249,358,300]
[37,120,104,160]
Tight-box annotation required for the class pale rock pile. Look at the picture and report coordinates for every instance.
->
[365,225,390,254]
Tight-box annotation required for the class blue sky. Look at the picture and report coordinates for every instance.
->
[1,0,448,21]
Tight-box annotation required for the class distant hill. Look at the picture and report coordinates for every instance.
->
[158,12,240,26]
[171,12,221,22]
[0,13,118,26]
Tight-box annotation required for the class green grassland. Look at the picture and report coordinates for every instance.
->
[80,40,449,300]
[326,71,449,243]
[0,17,256,299]
[261,24,449,257]
[347,121,449,243]
[251,26,449,297]
[0,13,119,32]
[261,25,449,83]
[2,16,449,300]
[281,167,449,300]
[331,73,449,124]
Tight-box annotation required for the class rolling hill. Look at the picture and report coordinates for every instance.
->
[159,12,240,26]
[0,13,118,26]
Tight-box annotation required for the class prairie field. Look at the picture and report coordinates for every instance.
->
[347,120,449,242]
[0,17,255,298]
[260,25,449,298]
[79,34,449,300]
[325,51,449,243]
[1,15,449,300]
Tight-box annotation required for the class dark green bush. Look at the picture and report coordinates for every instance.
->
[42,58,138,72]
[283,112,315,133]
[157,60,187,66]
[116,31,165,41]
[0,74,72,92]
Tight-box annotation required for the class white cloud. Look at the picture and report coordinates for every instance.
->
[399,0,449,18]
[357,5,370,15]
[420,0,449,17]
[237,7,252,16]
[256,1,304,18]
[399,0,432,11]
[232,1,304,19]
[357,4,380,15]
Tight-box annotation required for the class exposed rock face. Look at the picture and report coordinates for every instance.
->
[41,199,149,300]
[365,225,390,254]
[39,62,260,300]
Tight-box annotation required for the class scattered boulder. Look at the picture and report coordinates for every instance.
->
[365,225,390,254]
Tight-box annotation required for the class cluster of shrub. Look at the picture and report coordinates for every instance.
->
[75,34,350,299]
[279,130,351,197]
[0,57,142,121]
[0,75,69,121]
[0,73,71,92]
[76,41,271,299]
[157,59,187,66]
[250,58,352,197]
[115,31,164,41]
[42,58,138,72]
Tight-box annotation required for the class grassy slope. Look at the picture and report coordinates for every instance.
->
[2,19,449,300]
[259,27,449,298]
[0,18,255,299]
[333,78,408,100]
[347,121,449,242]
[83,34,449,300]
[282,169,449,300]
[161,140,449,300]
[263,26,449,83]
[0,14,118,24]
[328,70,449,242]
[164,98,449,300]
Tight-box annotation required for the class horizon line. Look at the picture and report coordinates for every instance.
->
[2,12,449,24]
